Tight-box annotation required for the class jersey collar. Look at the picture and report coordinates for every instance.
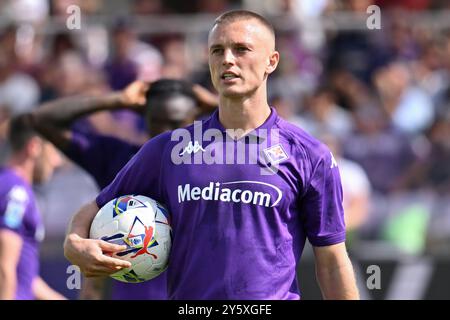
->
[207,107,279,141]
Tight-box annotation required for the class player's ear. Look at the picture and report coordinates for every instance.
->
[27,136,43,159]
[266,51,279,75]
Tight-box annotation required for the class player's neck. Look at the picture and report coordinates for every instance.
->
[6,155,34,184]
[218,87,271,138]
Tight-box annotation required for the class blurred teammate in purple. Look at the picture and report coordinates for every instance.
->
[63,10,359,299]
[28,79,215,299]
[0,116,65,300]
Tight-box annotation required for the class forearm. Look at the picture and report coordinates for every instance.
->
[64,201,100,268]
[64,201,130,277]
[0,269,17,299]
[316,256,359,300]
[66,201,100,239]
[192,84,218,111]
[32,277,66,300]
[31,93,126,127]
[79,277,106,300]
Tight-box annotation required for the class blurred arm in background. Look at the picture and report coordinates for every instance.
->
[27,80,218,151]
[0,229,66,300]
[0,229,22,299]
[32,276,66,300]
[192,84,219,111]
[27,81,150,151]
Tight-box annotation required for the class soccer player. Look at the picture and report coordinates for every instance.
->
[0,115,65,300]
[64,10,359,299]
[28,79,211,299]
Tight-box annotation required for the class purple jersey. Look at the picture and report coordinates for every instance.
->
[67,130,141,189]
[96,108,346,299]
[0,168,44,300]
[66,131,167,299]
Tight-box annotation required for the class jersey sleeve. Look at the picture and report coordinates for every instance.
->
[0,186,29,235]
[96,132,172,208]
[299,147,346,247]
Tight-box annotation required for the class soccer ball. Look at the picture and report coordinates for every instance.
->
[89,195,172,283]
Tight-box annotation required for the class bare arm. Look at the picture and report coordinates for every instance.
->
[0,229,23,299]
[32,277,66,300]
[78,277,107,300]
[32,93,128,127]
[313,242,359,300]
[28,81,149,151]
[192,84,218,111]
[64,201,131,278]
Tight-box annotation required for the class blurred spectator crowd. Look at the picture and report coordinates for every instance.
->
[1,0,450,259]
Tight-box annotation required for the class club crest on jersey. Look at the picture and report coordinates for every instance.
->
[263,144,288,164]
[112,195,146,218]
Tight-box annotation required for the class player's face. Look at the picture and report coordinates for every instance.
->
[146,95,197,136]
[33,142,62,184]
[208,19,279,98]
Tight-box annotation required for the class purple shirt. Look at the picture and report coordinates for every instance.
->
[0,168,44,300]
[96,108,346,299]
[67,131,168,299]
[67,131,140,189]
[104,59,137,91]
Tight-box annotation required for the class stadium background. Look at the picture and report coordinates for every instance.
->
[1,0,450,299]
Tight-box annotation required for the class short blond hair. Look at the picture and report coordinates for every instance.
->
[211,10,275,43]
